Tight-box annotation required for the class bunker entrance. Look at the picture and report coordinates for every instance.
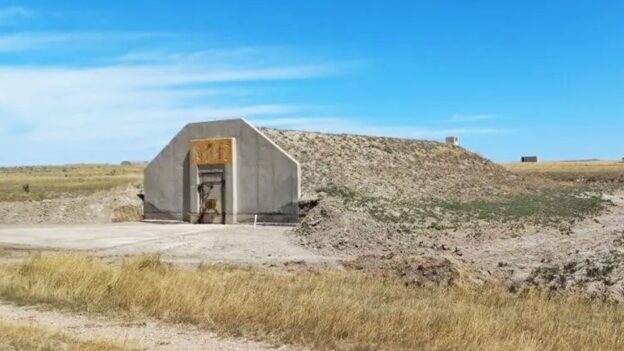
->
[197,169,225,224]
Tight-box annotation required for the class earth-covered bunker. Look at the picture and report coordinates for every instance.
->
[144,118,300,224]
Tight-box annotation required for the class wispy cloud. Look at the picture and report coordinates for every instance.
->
[0,33,68,52]
[0,26,503,165]
[0,6,32,25]
[0,31,174,53]
[0,51,506,165]
[0,26,362,165]
[0,49,343,165]
[119,47,282,65]
[449,113,497,122]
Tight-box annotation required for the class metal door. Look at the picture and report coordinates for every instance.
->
[197,171,225,224]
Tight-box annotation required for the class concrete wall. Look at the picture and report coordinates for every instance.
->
[144,118,301,223]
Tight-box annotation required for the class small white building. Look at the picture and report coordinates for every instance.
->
[445,136,459,146]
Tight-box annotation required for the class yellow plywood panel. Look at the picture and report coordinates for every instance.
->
[190,138,233,165]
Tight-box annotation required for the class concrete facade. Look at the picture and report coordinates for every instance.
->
[144,119,301,223]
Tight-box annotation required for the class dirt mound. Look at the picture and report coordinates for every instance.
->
[264,129,559,258]
[345,254,478,287]
[111,204,143,223]
[262,128,532,201]
[525,255,624,301]
[0,186,143,225]
[296,199,395,254]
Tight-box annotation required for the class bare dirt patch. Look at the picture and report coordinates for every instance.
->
[456,191,624,301]
[0,186,143,225]
[344,254,476,287]
[330,191,624,302]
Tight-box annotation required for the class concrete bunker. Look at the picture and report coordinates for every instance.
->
[144,118,301,224]
[521,156,539,163]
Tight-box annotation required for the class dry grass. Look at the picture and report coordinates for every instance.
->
[1,254,624,351]
[505,161,624,185]
[0,164,143,202]
[0,320,141,351]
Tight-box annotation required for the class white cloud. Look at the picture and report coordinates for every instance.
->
[0,33,69,52]
[0,31,176,52]
[0,31,503,165]
[0,57,339,165]
[0,6,31,25]
[449,114,497,122]
[118,47,277,65]
[0,54,506,165]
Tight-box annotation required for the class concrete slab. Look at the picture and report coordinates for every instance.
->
[0,223,342,266]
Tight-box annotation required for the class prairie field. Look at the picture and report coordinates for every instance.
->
[505,161,624,184]
[0,164,143,202]
[1,254,623,351]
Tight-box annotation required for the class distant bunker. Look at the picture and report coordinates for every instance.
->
[521,156,539,163]
[144,119,301,224]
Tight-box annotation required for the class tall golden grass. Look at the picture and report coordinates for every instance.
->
[0,321,140,351]
[1,254,623,351]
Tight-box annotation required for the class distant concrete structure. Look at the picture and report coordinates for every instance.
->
[521,156,539,163]
[144,118,301,224]
[445,136,459,146]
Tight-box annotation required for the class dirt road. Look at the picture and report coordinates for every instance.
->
[0,301,303,351]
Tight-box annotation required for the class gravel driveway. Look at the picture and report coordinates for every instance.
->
[0,222,345,266]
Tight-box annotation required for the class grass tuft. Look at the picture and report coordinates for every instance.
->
[0,320,141,351]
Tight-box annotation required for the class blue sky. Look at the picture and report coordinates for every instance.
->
[0,1,623,166]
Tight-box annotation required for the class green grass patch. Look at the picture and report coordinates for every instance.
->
[320,184,610,227]
[442,190,608,225]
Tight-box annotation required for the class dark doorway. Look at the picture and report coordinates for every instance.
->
[197,170,225,224]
